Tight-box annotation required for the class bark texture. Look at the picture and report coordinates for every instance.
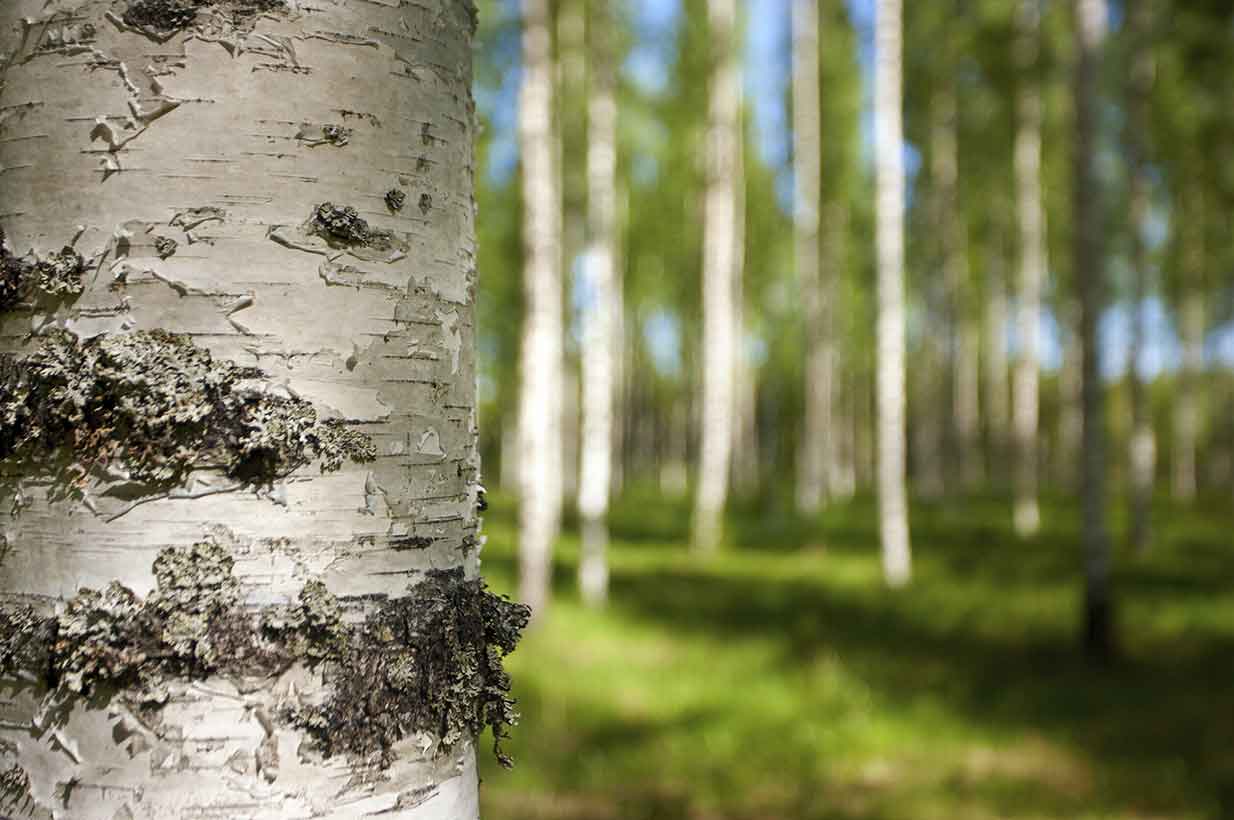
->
[1073,0,1113,660]
[578,0,618,606]
[1013,0,1046,536]
[518,0,564,617]
[874,0,911,586]
[0,1,509,817]
[692,0,741,552]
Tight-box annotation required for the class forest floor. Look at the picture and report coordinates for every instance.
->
[476,487,1234,820]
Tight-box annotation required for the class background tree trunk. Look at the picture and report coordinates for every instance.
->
[1073,0,1112,660]
[1126,0,1156,551]
[0,1,492,815]
[875,0,912,586]
[794,0,832,515]
[1173,184,1204,503]
[578,0,619,606]
[1013,0,1047,536]
[692,0,741,552]
[932,68,981,492]
[519,0,564,618]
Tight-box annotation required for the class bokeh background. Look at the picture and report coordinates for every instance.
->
[470,1,1234,818]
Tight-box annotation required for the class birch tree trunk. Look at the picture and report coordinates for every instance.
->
[692,0,741,552]
[1173,184,1204,503]
[732,98,758,497]
[985,240,1011,483]
[1013,0,1047,536]
[519,0,564,617]
[1073,0,1113,659]
[1125,0,1156,551]
[0,2,519,817]
[556,0,585,506]
[577,0,618,606]
[793,0,832,514]
[875,0,911,586]
[932,71,981,492]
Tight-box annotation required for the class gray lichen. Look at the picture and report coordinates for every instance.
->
[0,329,375,490]
[310,203,381,247]
[154,235,178,259]
[385,188,407,213]
[290,568,531,768]
[0,764,32,814]
[0,545,530,767]
[122,0,285,35]
[0,228,86,310]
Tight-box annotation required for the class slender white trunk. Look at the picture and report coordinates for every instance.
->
[794,0,831,514]
[875,0,911,585]
[986,247,1011,481]
[732,97,758,497]
[557,0,585,507]
[692,0,741,552]
[1126,0,1156,551]
[1074,0,1112,659]
[931,74,980,492]
[1013,0,1047,536]
[1173,186,1204,503]
[0,1,501,815]
[578,1,618,606]
[518,0,564,618]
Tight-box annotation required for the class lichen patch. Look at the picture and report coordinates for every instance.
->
[0,228,87,311]
[0,329,375,492]
[0,546,530,768]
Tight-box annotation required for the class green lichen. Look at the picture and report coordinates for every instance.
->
[0,329,375,490]
[0,228,86,310]
[0,545,530,767]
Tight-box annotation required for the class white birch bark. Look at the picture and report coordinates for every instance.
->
[1073,0,1112,658]
[793,0,832,514]
[577,0,618,606]
[875,0,911,586]
[0,1,487,815]
[692,0,741,552]
[518,0,564,618]
[1013,0,1047,535]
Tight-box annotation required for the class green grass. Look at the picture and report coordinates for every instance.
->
[476,487,1234,820]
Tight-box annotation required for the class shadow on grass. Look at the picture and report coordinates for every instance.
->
[481,491,1234,819]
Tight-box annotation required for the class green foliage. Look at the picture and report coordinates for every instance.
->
[0,330,375,490]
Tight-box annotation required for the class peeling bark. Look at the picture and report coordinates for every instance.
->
[0,1,503,816]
